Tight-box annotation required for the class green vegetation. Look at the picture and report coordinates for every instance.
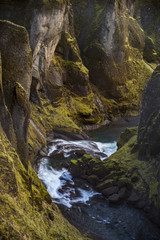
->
[70,127,160,214]
[0,123,89,239]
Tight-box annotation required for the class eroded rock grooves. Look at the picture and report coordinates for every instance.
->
[0,0,160,239]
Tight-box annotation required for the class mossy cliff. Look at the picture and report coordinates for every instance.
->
[138,65,160,160]
[71,0,160,115]
[70,67,160,225]
[0,123,89,240]
[0,20,32,169]
[0,0,108,127]
[0,0,159,124]
[0,0,160,238]
[0,20,90,239]
[70,127,160,225]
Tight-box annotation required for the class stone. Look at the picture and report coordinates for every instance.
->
[127,190,139,204]
[102,186,119,197]
[138,65,160,160]
[135,201,146,209]
[0,20,32,168]
[118,187,127,200]
[88,175,100,186]
[108,194,120,203]
[71,0,153,116]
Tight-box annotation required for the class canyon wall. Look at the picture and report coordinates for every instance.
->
[0,0,160,238]
[72,0,159,114]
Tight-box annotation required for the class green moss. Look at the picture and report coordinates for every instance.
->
[0,122,89,239]
[15,82,30,114]
[70,160,79,166]
[69,127,160,213]
[61,59,89,77]
[117,127,138,149]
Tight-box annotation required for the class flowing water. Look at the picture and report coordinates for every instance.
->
[38,121,160,240]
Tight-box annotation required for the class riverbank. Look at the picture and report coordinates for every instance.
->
[37,122,160,240]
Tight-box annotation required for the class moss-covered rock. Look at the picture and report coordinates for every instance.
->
[70,127,160,224]
[71,0,158,116]
[138,65,160,160]
[0,123,89,240]
[117,127,138,149]
[0,20,32,168]
[135,0,160,63]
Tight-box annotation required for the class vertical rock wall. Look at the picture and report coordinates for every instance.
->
[71,0,157,114]
[0,20,32,168]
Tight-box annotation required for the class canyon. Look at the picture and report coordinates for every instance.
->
[0,0,160,239]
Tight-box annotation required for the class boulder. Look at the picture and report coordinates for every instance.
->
[102,186,119,197]
[108,194,120,204]
[127,190,139,204]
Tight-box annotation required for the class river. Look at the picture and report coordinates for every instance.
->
[37,121,160,240]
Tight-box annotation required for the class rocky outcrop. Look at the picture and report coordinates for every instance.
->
[0,0,107,129]
[0,122,87,240]
[69,66,160,225]
[0,19,89,240]
[0,1,160,237]
[70,126,160,225]
[135,0,160,63]
[0,52,16,149]
[0,20,32,168]
[71,0,158,114]
[138,65,160,160]
[1,0,159,119]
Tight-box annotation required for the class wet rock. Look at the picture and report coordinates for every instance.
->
[96,180,117,192]
[60,162,69,169]
[0,20,32,169]
[81,119,110,131]
[138,65,160,160]
[118,187,127,200]
[108,194,120,203]
[49,152,64,159]
[102,186,119,197]
[51,130,90,141]
[127,190,139,204]
[39,150,47,157]
[92,167,109,179]
[70,160,83,178]
[88,175,100,186]
[135,200,147,209]
[39,147,48,157]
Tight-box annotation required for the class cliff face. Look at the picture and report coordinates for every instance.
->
[70,66,160,226]
[138,65,160,160]
[0,0,160,238]
[0,20,31,168]
[72,0,159,114]
[0,123,87,240]
[0,19,89,240]
[0,0,159,124]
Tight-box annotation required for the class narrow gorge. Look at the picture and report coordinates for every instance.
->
[0,0,160,239]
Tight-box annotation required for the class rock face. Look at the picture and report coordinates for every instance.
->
[0,19,88,240]
[138,65,160,160]
[0,1,91,98]
[0,20,32,168]
[0,0,160,238]
[70,66,160,224]
[0,0,159,118]
[0,122,86,240]
[71,126,160,225]
[0,0,106,128]
[71,0,160,114]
